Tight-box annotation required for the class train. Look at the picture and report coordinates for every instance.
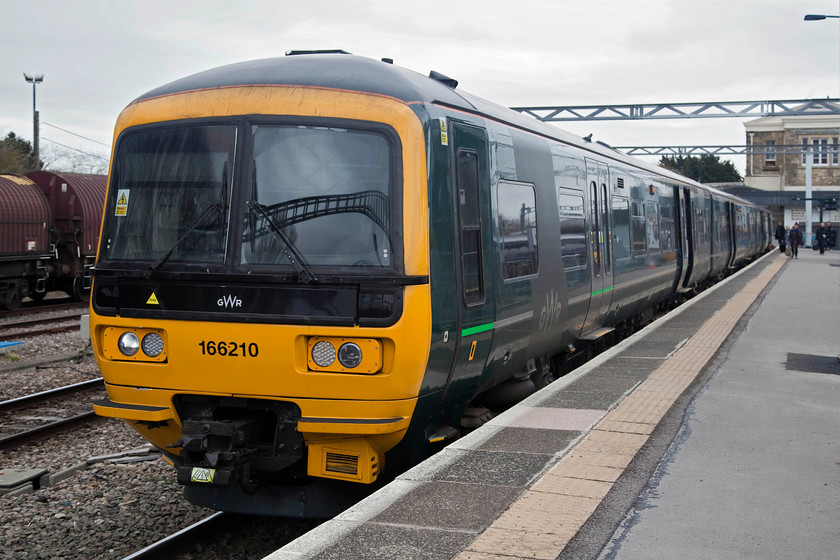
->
[90,51,771,517]
[0,171,106,310]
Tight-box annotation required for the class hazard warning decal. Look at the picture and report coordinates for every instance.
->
[190,467,215,483]
[115,189,130,216]
[146,292,159,305]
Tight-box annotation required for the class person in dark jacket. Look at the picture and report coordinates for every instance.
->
[825,221,834,252]
[816,223,828,255]
[789,222,803,259]
[774,221,786,253]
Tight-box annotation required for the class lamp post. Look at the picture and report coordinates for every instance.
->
[23,73,44,171]
[803,14,839,246]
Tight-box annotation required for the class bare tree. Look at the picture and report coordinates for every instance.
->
[41,141,109,175]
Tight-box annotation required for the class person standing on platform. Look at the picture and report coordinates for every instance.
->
[774,221,786,254]
[789,222,803,259]
[815,223,827,255]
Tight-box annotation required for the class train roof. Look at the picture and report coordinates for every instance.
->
[132,52,759,210]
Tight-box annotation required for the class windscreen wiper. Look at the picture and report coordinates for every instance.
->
[247,200,317,283]
[148,203,221,276]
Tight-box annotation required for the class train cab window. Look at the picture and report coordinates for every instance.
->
[497,181,538,279]
[631,201,646,256]
[557,188,587,288]
[612,196,631,259]
[102,124,237,266]
[457,149,484,305]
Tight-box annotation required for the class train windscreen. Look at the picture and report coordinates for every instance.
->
[242,125,392,269]
[100,124,237,266]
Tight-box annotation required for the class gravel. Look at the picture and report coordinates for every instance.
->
[1,308,315,559]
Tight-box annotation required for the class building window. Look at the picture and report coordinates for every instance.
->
[764,140,776,165]
[834,138,839,165]
[802,137,831,166]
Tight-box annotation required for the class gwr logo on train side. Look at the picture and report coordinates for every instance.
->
[217,294,243,309]
[539,289,563,333]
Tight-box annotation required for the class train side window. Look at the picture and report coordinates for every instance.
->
[660,205,675,253]
[601,183,611,275]
[645,201,660,251]
[612,196,631,259]
[631,201,646,256]
[590,181,601,276]
[457,149,484,306]
[557,188,587,288]
[498,181,538,279]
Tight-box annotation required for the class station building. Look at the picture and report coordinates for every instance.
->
[739,102,839,241]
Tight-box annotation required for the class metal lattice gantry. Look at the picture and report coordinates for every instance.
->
[613,145,834,157]
[511,98,840,122]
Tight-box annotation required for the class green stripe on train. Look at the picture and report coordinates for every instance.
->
[461,323,494,337]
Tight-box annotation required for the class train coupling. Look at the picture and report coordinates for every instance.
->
[170,414,302,488]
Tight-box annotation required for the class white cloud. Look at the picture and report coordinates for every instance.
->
[1,0,837,174]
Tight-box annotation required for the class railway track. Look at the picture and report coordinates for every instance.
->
[0,379,106,450]
[0,299,86,320]
[121,512,227,560]
[119,511,320,560]
[0,313,84,342]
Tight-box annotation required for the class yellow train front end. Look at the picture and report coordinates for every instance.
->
[90,64,432,515]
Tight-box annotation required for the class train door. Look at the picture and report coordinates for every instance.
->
[581,159,613,339]
[440,121,495,402]
[675,187,691,291]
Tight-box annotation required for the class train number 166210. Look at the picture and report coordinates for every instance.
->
[198,340,259,357]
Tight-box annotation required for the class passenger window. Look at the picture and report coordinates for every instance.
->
[557,188,587,288]
[590,181,601,275]
[457,149,484,306]
[601,183,611,275]
[498,181,538,279]
[631,201,646,256]
[645,201,660,251]
[612,196,631,259]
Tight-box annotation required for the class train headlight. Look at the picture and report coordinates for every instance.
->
[142,332,165,358]
[102,327,167,362]
[306,337,383,374]
[338,342,363,369]
[117,332,140,356]
[311,340,336,367]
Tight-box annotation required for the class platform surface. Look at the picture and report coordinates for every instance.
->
[266,248,840,560]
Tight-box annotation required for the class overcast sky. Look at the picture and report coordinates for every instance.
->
[2,0,838,174]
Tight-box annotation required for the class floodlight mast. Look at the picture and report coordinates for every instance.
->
[23,73,44,170]
[803,13,839,246]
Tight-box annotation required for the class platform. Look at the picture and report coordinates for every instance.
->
[266,248,840,560]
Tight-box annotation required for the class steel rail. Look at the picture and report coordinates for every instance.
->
[0,324,81,342]
[120,512,227,560]
[0,378,104,413]
[0,410,102,450]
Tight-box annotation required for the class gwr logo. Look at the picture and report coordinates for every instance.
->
[217,294,243,309]
[539,289,563,333]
